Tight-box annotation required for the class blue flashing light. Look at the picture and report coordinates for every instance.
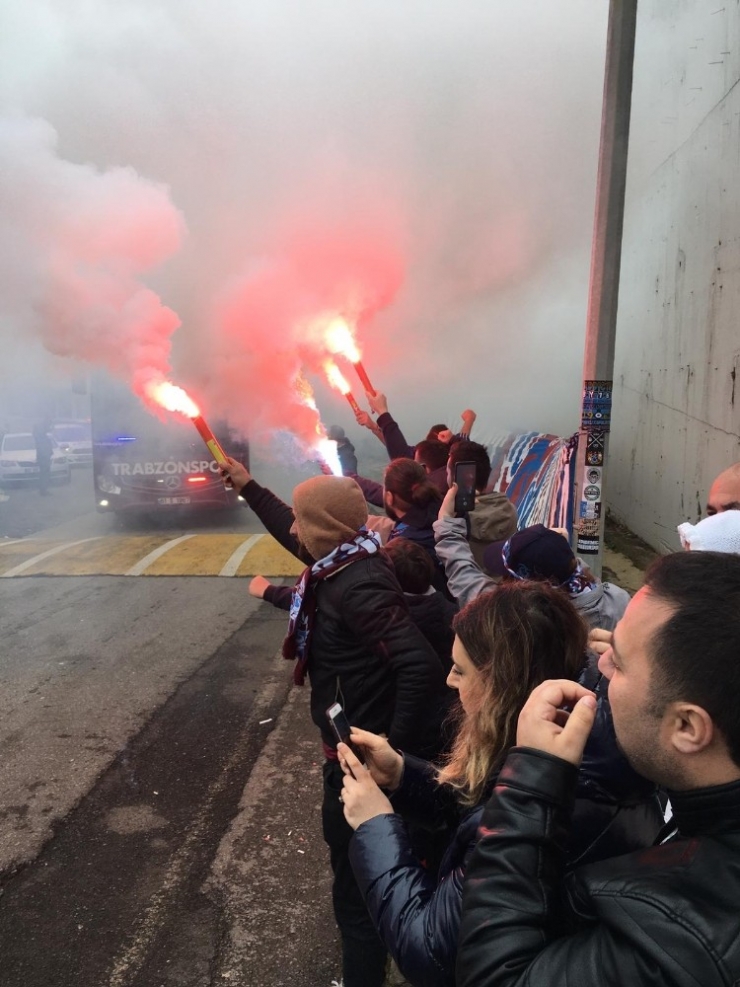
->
[116,435,137,443]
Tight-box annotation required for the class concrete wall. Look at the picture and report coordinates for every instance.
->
[609,1,740,552]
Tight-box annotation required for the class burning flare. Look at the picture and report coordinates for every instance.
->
[145,379,200,418]
[294,372,343,476]
[143,377,228,466]
[323,317,361,363]
[323,359,361,415]
[318,316,377,396]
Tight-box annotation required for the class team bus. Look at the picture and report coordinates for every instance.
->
[91,374,249,514]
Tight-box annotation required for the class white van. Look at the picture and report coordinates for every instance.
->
[51,421,93,466]
[0,433,72,483]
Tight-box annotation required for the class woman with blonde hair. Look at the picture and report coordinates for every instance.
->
[338,582,664,987]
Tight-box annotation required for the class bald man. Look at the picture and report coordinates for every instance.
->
[707,462,740,516]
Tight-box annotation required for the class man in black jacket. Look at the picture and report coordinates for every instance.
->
[221,457,448,987]
[457,550,740,987]
[327,424,359,476]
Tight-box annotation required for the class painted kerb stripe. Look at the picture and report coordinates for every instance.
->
[125,534,197,576]
[0,538,104,578]
[218,534,263,577]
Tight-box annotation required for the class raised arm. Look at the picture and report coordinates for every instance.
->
[365,391,415,460]
[432,484,495,607]
[221,457,301,558]
[355,410,387,446]
[351,472,385,508]
[458,409,476,439]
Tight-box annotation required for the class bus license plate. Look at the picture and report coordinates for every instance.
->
[157,496,191,505]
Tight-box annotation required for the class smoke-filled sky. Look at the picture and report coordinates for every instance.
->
[0,0,608,455]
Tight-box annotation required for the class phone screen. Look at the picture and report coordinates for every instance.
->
[326,702,365,765]
[454,461,477,514]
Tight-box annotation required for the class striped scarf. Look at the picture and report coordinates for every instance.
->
[282,526,380,685]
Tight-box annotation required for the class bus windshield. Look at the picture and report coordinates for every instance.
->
[90,373,249,513]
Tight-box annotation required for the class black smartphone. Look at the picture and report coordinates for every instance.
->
[326,702,365,769]
[454,461,477,514]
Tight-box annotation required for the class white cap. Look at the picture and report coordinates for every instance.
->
[677,512,740,554]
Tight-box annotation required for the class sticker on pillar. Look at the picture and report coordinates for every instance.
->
[586,467,602,485]
[580,501,602,520]
[584,484,601,501]
[581,380,613,433]
[577,517,600,555]
[586,432,605,466]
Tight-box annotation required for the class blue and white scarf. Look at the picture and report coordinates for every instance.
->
[282,526,380,685]
[501,538,598,596]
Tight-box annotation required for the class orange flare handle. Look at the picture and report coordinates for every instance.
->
[192,415,229,466]
[345,392,361,415]
[353,361,376,397]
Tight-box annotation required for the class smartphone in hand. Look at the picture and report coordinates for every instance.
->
[454,461,477,515]
[326,702,365,775]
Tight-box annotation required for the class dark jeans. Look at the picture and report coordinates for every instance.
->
[322,760,387,987]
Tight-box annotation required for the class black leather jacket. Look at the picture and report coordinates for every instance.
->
[349,730,663,987]
[457,748,740,987]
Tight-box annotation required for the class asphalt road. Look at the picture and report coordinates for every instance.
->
[0,467,341,987]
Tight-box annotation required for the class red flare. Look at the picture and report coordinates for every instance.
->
[191,415,229,466]
[344,391,361,414]
[353,360,376,397]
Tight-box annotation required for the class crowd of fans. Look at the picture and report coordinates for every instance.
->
[219,396,740,987]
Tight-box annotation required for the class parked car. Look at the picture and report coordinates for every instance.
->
[0,432,72,484]
[51,421,93,466]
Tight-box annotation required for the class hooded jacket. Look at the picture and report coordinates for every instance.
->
[291,474,367,560]
[266,581,457,677]
[467,491,518,568]
[306,551,448,756]
[239,476,449,759]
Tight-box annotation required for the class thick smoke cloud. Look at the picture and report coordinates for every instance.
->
[0,0,608,453]
[200,223,405,446]
[0,115,185,400]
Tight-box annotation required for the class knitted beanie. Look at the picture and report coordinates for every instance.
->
[292,475,369,561]
[677,511,740,554]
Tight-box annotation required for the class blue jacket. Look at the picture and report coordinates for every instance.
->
[348,667,664,987]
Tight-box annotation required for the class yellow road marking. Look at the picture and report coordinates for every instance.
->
[54,536,181,576]
[0,539,48,572]
[0,538,104,578]
[141,534,243,576]
[0,533,303,577]
[218,535,263,577]
[126,534,197,576]
[236,535,303,577]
